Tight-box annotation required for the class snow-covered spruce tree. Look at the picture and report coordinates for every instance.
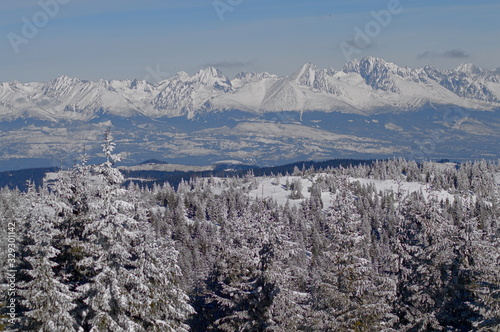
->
[307,175,396,331]
[288,179,304,200]
[391,190,478,331]
[391,191,444,331]
[265,210,312,332]
[18,129,193,331]
[0,187,23,330]
[17,185,80,331]
[197,246,276,332]
[69,130,193,331]
[452,196,500,331]
[192,200,279,331]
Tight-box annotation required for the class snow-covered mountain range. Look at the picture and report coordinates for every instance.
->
[1,57,499,171]
[2,57,500,121]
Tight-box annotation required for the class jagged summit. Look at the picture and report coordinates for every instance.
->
[455,63,482,75]
[192,67,231,87]
[290,63,319,83]
[1,57,499,121]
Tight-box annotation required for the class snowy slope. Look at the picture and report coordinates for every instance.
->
[1,57,500,121]
[245,174,457,208]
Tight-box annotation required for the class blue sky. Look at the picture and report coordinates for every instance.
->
[1,0,499,82]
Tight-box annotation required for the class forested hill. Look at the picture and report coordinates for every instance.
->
[0,159,373,191]
[0,167,60,191]
[0,156,498,331]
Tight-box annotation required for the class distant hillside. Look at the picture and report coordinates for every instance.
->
[0,167,60,191]
[0,159,376,191]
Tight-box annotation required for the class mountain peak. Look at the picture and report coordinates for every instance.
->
[455,63,481,75]
[195,67,225,79]
[129,79,151,90]
[343,57,403,92]
[43,75,85,97]
[299,62,318,70]
[361,56,387,64]
[52,75,81,84]
[290,63,319,86]
[170,71,190,82]
[234,71,276,81]
[235,70,252,80]
[191,67,232,91]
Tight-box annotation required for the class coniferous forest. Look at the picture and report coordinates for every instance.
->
[0,135,499,331]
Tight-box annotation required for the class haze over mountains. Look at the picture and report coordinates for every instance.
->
[0,57,499,171]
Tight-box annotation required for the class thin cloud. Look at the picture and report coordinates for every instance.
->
[417,49,471,60]
[416,51,434,60]
[443,49,470,59]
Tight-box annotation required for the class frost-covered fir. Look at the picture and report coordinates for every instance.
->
[4,132,193,331]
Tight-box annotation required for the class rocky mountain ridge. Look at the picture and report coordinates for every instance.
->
[1,57,499,122]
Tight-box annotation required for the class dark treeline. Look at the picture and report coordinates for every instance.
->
[0,144,499,331]
[0,167,60,192]
[0,159,373,192]
[123,159,376,190]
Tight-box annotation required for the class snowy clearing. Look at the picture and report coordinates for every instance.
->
[243,174,458,208]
